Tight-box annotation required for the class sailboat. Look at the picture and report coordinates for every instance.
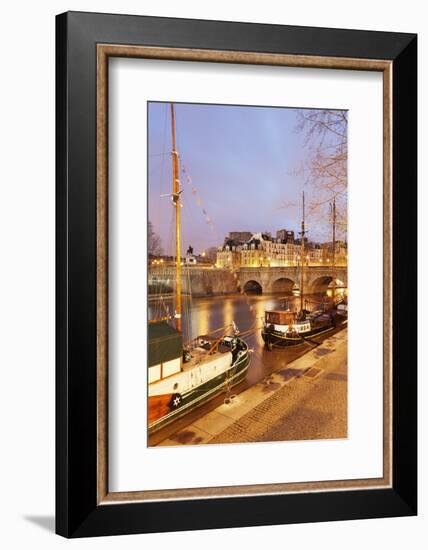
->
[148,104,251,433]
[262,193,347,349]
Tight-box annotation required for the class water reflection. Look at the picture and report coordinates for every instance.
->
[148,292,341,381]
[148,292,347,444]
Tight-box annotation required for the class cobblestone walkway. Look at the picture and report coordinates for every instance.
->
[209,341,347,444]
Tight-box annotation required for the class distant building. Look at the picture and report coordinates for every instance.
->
[240,233,300,267]
[216,238,243,268]
[216,231,347,268]
[276,229,295,243]
[321,241,348,266]
[294,237,309,246]
[226,231,252,243]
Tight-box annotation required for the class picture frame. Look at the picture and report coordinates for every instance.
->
[56,11,417,537]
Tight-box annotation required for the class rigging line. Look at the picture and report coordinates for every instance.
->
[185,264,193,345]
[195,323,233,336]
[163,119,256,321]
[179,160,220,243]
[160,204,175,324]
[174,104,183,165]
[157,103,169,229]
[176,151,222,264]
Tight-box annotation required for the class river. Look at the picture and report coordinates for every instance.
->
[148,292,346,445]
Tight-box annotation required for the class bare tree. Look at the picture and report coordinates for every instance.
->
[148,220,163,257]
[294,109,348,240]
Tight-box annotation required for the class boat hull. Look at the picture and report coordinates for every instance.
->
[262,315,346,348]
[148,342,251,433]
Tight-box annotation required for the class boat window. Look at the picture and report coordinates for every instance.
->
[148,364,161,383]
[162,357,181,378]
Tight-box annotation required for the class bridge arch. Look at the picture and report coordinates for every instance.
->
[243,280,263,295]
[310,276,347,295]
[271,277,295,294]
[310,276,333,294]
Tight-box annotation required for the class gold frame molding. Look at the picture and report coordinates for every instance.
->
[96,44,392,505]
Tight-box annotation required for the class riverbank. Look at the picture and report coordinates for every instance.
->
[155,328,347,446]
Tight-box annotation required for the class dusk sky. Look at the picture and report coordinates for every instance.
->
[148,102,343,256]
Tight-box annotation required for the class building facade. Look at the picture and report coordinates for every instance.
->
[216,231,347,268]
[216,238,243,268]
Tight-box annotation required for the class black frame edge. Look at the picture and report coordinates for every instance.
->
[392,35,418,514]
[56,10,100,537]
[55,11,69,538]
[71,489,415,538]
[65,10,416,60]
[55,11,418,538]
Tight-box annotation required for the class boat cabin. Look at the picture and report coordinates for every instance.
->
[265,310,296,326]
[148,321,183,383]
[265,309,312,333]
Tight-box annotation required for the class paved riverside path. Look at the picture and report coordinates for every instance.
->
[157,328,348,446]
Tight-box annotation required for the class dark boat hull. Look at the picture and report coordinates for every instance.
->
[262,315,347,348]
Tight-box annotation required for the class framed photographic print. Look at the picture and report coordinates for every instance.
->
[56,11,417,537]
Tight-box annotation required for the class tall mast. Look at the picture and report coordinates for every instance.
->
[331,197,336,303]
[300,191,305,312]
[171,103,182,332]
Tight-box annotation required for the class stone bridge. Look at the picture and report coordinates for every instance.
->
[238,266,347,295]
[149,265,347,297]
